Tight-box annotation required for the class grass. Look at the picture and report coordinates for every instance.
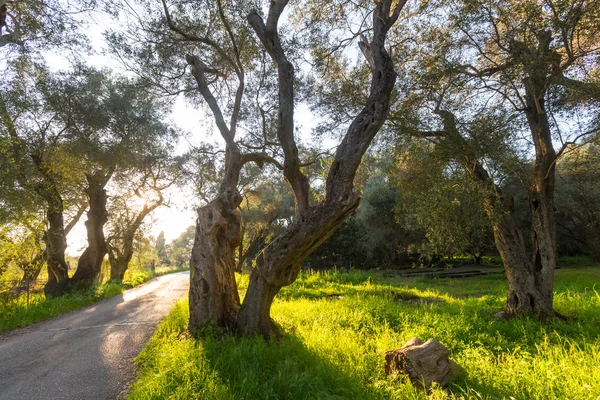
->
[129,267,600,400]
[0,265,188,334]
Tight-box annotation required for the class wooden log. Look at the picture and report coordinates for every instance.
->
[385,337,464,388]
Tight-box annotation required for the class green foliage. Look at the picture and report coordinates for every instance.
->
[309,153,420,269]
[167,226,196,268]
[555,141,600,261]
[155,231,168,263]
[0,280,123,333]
[0,220,45,279]
[129,268,600,399]
[392,143,493,263]
[236,176,296,270]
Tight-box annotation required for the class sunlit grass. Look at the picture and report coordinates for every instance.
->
[129,267,600,400]
[0,265,189,333]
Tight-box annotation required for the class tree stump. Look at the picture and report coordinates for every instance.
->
[385,337,464,388]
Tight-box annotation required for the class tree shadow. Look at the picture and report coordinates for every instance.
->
[197,332,387,400]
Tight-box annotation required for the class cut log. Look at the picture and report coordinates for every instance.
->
[385,337,464,388]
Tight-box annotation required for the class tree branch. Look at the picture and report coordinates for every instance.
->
[324,0,405,201]
[160,0,241,75]
[241,152,284,170]
[248,5,309,215]
[185,54,238,151]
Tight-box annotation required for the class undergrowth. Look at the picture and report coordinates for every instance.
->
[129,267,600,400]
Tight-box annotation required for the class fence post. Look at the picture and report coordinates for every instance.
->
[26,277,30,309]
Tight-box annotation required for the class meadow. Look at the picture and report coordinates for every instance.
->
[128,266,600,400]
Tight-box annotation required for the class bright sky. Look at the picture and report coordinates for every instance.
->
[41,7,325,255]
[32,3,412,256]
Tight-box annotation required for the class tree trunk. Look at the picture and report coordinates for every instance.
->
[385,337,463,388]
[107,198,161,280]
[236,269,281,338]
[44,200,71,297]
[108,246,129,280]
[436,95,556,318]
[523,82,557,318]
[108,231,136,280]
[71,171,110,287]
[237,197,360,336]
[184,0,403,337]
[492,208,552,315]
[189,189,242,332]
[468,157,554,317]
[28,153,70,297]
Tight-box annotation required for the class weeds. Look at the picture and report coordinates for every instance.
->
[129,267,600,400]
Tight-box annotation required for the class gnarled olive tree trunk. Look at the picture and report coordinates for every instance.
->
[71,170,112,287]
[43,197,71,296]
[469,142,554,317]
[30,154,71,297]
[436,107,555,317]
[238,198,360,336]
[22,201,86,283]
[520,78,556,317]
[189,187,242,330]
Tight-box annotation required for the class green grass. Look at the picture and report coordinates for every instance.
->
[0,265,189,334]
[129,267,600,400]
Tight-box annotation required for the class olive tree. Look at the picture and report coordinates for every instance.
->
[109,0,406,337]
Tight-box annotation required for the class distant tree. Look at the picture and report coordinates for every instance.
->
[555,140,600,262]
[0,220,45,281]
[155,231,168,264]
[167,226,195,268]
[106,158,178,280]
[236,175,294,272]
[70,71,179,288]
[392,142,493,264]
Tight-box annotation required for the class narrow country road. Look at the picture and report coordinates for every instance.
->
[0,271,189,400]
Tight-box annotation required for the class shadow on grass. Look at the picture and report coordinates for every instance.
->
[197,332,383,400]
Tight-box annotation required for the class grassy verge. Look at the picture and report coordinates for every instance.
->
[129,267,600,400]
[0,265,188,334]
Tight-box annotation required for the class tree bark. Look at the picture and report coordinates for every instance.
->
[522,80,557,318]
[24,200,86,283]
[238,197,360,337]
[108,245,128,280]
[71,170,111,287]
[492,205,552,315]
[43,198,70,297]
[189,189,242,331]
[469,157,554,316]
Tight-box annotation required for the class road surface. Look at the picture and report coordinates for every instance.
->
[0,271,189,400]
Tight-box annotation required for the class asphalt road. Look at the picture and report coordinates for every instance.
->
[0,271,190,400]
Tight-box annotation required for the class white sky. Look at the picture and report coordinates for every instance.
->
[38,6,324,255]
